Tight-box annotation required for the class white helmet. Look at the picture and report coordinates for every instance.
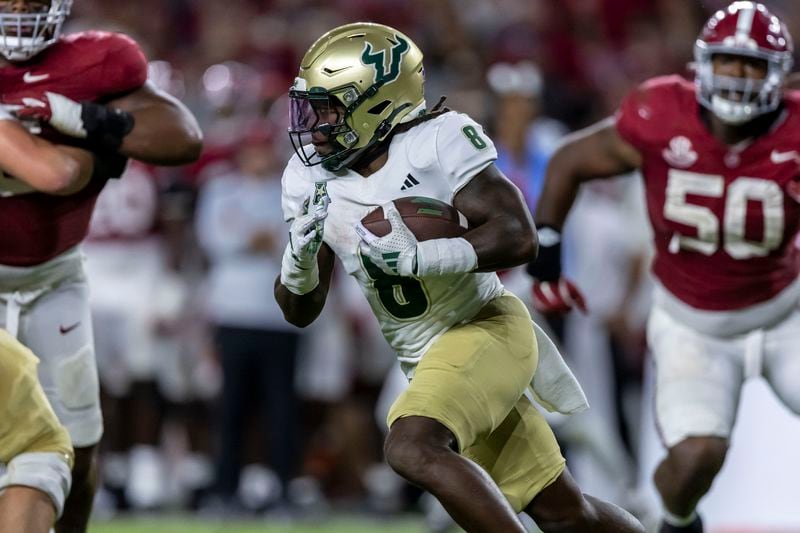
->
[0,0,73,62]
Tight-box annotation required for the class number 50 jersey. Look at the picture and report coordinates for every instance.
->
[616,75,800,320]
[282,111,504,364]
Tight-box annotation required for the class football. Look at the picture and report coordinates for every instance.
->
[360,196,469,241]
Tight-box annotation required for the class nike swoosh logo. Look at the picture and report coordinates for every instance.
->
[59,321,81,335]
[322,66,350,75]
[771,149,800,164]
[23,72,50,83]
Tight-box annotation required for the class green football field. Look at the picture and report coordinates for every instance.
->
[89,516,428,533]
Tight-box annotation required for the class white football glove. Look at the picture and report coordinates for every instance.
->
[15,92,87,138]
[355,202,418,277]
[289,198,328,263]
[280,191,330,295]
[14,92,135,151]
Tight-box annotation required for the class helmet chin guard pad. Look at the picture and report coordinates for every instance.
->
[0,0,73,62]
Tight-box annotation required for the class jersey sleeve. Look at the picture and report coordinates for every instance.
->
[281,154,312,222]
[615,85,651,152]
[435,112,498,195]
[99,33,149,96]
[614,75,684,153]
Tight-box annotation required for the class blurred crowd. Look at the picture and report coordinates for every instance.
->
[60,0,800,526]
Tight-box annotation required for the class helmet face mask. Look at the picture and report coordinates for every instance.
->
[0,0,72,62]
[288,84,355,170]
[288,22,426,172]
[694,2,794,125]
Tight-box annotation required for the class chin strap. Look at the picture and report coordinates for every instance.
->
[347,96,452,173]
[342,102,413,172]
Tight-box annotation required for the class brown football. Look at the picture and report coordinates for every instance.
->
[360,196,469,241]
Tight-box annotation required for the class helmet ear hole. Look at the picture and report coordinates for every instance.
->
[367,100,391,115]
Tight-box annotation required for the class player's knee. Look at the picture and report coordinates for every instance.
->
[527,471,593,529]
[531,496,593,530]
[530,479,644,533]
[384,417,455,481]
[662,437,727,492]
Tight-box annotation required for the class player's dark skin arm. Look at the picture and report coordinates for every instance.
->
[535,117,642,228]
[106,81,203,165]
[274,243,335,327]
[453,163,539,271]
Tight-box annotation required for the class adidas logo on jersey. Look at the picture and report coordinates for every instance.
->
[401,173,420,191]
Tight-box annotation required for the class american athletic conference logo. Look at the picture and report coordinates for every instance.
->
[662,136,698,168]
[361,35,410,85]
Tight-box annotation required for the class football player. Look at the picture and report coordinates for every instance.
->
[0,1,203,531]
[0,329,74,533]
[528,3,799,532]
[275,22,643,532]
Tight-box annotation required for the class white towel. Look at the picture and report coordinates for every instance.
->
[528,320,589,415]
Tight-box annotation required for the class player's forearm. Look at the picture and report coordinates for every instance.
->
[274,276,327,328]
[51,146,95,195]
[0,123,92,195]
[464,215,538,272]
[534,149,584,229]
[537,119,641,227]
[119,101,203,165]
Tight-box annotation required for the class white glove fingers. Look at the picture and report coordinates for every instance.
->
[299,226,320,247]
[312,207,328,223]
[539,282,558,306]
[384,204,407,230]
[558,279,575,307]
[296,211,326,236]
[295,219,316,237]
[45,91,87,138]
[354,222,379,245]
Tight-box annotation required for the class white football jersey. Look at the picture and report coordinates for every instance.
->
[282,111,505,363]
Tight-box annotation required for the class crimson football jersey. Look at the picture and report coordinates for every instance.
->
[0,31,148,266]
[616,75,800,311]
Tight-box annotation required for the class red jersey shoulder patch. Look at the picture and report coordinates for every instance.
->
[615,75,696,154]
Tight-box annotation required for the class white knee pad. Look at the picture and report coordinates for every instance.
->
[55,344,98,411]
[0,452,72,518]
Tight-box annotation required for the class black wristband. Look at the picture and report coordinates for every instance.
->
[526,224,562,282]
[80,101,135,152]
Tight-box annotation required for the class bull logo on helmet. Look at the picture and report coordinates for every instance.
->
[361,36,410,85]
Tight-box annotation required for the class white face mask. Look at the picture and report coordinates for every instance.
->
[0,0,72,62]
[710,94,759,125]
[695,54,791,125]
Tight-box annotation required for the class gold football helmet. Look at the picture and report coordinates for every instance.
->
[288,22,426,171]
